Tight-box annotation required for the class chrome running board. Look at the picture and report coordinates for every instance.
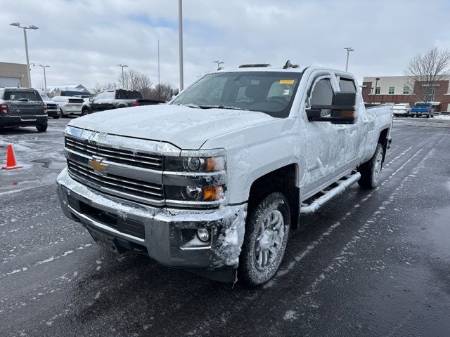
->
[300,171,361,214]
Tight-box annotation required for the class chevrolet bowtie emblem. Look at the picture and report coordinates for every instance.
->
[89,157,108,173]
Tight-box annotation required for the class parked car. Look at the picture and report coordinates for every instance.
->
[52,96,84,117]
[0,88,47,132]
[392,103,410,117]
[87,89,163,113]
[40,93,60,119]
[57,65,392,286]
[410,102,438,118]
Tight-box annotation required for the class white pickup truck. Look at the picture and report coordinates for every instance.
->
[57,64,392,286]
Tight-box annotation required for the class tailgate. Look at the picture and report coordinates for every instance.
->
[8,101,45,117]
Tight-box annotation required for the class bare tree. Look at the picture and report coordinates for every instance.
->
[121,70,152,92]
[407,47,450,102]
[146,84,177,101]
[116,69,177,101]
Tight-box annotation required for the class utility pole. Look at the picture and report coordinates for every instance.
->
[118,64,128,88]
[213,60,224,71]
[344,47,354,72]
[178,0,184,91]
[10,22,39,88]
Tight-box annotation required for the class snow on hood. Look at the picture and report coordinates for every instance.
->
[69,104,274,149]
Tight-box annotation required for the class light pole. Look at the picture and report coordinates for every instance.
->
[178,0,184,91]
[344,47,354,72]
[157,39,161,99]
[118,64,128,88]
[10,22,39,88]
[39,64,50,92]
[213,60,224,71]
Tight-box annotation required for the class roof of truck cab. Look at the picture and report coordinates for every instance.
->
[212,66,355,77]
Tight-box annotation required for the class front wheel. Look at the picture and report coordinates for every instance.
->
[239,192,291,286]
[36,122,48,132]
[358,143,384,189]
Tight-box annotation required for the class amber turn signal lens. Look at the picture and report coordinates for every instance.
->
[202,185,224,201]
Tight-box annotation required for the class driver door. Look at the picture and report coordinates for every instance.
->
[300,75,347,197]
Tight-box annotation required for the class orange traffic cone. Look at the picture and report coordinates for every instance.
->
[2,144,22,170]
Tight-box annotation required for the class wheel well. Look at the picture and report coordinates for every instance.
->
[378,128,389,160]
[248,164,299,229]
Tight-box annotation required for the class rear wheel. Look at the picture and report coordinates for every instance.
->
[53,110,61,119]
[358,143,384,189]
[36,122,48,133]
[239,192,291,286]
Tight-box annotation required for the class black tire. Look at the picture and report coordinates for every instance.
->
[36,122,48,133]
[81,107,89,116]
[53,110,61,119]
[239,192,291,286]
[358,143,384,189]
[59,108,66,118]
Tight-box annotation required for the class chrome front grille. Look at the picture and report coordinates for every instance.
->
[65,136,163,170]
[67,159,164,203]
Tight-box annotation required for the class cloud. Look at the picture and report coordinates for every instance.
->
[1,0,449,90]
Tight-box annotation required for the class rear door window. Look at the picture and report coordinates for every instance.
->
[339,78,356,93]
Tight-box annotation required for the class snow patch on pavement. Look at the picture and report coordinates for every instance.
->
[283,310,298,321]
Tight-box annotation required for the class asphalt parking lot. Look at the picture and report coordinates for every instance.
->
[1,117,450,337]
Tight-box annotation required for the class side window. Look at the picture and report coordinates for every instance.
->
[339,78,356,93]
[310,78,333,106]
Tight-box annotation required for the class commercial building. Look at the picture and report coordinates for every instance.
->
[362,75,450,112]
[0,62,29,88]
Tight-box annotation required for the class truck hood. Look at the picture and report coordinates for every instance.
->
[69,104,274,149]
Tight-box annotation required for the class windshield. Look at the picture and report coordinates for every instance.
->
[4,90,42,101]
[172,71,302,118]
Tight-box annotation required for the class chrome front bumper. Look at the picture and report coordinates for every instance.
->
[57,168,246,269]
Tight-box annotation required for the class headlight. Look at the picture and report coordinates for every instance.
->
[165,185,225,202]
[163,149,226,206]
[164,151,225,173]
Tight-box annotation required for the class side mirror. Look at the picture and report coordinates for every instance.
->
[306,92,356,124]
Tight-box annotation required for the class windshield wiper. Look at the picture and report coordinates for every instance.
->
[183,104,246,111]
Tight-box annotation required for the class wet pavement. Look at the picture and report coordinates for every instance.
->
[0,118,449,337]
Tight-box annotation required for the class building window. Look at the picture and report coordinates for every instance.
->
[375,87,380,95]
[403,85,411,95]
[388,86,395,95]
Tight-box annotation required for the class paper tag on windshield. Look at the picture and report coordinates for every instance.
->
[279,79,295,85]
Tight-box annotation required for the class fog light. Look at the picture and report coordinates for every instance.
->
[197,228,210,242]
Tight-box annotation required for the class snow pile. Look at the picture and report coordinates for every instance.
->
[435,114,450,120]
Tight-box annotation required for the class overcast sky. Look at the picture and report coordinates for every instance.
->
[1,0,449,90]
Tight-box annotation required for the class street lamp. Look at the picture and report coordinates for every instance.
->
[157,39,161,98]
[178,0,184,91]
[118,64,128,88]
[31,63,50,91]
[39,64,50,92]
[344,47,354,72]
[10,22,39,88]
[213,60,224,71]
